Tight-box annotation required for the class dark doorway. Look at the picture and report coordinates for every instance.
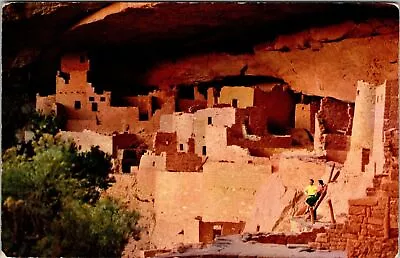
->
[213,225,222,240]
[92,102,98,112]
[232,99,238,108]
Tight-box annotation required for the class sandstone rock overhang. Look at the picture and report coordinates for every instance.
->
[3,2,398,69]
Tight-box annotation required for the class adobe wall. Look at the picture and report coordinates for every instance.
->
[135,167,158,199]
[96,106,139,133]
[154,132,177,155]
[371,81,386,175]
[295,100,320,135]
[173,113,194,152]
[36,94,56,115]
[166,152,202,172]
[193,107,236,156]
[219,86,254,108]
[199,221,245,244]
[65,119,97,132]
[201,161,271,222]
[150,160,271,248]
[59,130,112,154]
[295,104,312,132]
[152,171,203,248]
[207,88,217,108]
[253,86,295,131]
[139,151,167,171]
[317,97,353,134]
[324,134,351,163]
[246,106,268,136]
[205,126,251,162]
[159,114,174,133]
[345,80,376,174]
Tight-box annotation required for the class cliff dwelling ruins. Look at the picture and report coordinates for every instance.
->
[3,2,399,258]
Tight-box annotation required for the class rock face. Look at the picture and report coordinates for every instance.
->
[145,27,397,102]
[2,3,398,98]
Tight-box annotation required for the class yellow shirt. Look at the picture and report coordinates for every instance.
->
[305,185,318,196]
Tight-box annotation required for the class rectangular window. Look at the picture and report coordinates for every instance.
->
[80,55,86,63]
[89,96,95,101]
[74,101,81,109]
[92,102,98,112]
[100,96,106,102]
[202,146,207,156]
[208,117,212,125]
[179,144,184,151]
[232,99,238,108]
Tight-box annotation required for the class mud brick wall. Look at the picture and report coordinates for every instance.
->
[255,228,326,246]
[112,133,140,157]
[199,221,245,244]
[154,132,178,155]
[317,97,353,134]
[383,80,398,130]
[246,106,268,136]
[253,86,295,131]
[324,134,351,151]
[310,100,320,134]
[310,139,398,257]
[166,152,203,172]
[36,94,56,115]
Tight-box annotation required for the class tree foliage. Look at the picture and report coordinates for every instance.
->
[2,132,139,257]
[29,111,65,140]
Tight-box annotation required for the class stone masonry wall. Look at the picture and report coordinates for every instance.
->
[309,131,398,257]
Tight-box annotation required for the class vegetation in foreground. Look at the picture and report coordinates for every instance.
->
[2,112,140,257]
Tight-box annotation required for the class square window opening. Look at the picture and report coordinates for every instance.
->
[100,96,106,102]
[89,96,95,101]
[74,101,81,109]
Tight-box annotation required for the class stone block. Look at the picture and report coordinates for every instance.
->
[349,215,364,224]
[308,242,321,249]
[348,223,361,234]
[380,181,398,193]
[315,233,328,243]
[349,206,366,215]
[349,197,378,206]
[367,217,384,226]
[320,243,330,250]
[343,233,358,240]
[367,224,384,237]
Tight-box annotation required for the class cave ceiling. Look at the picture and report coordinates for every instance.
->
[2,2,398,97]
